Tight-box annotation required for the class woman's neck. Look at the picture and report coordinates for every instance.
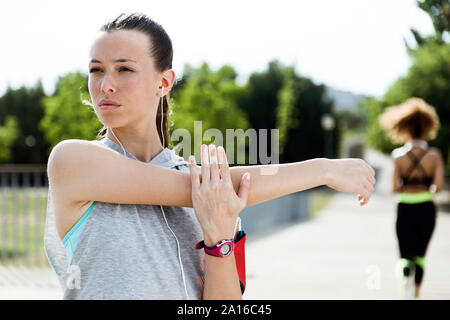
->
[106,128,164,163]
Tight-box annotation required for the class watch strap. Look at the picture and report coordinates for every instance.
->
[195,239,235,257]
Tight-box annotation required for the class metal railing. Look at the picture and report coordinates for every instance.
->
[0,164,49,267]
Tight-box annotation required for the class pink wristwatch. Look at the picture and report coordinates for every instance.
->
[195,239,235,257]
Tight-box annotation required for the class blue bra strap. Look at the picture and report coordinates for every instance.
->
[63,201,96,263]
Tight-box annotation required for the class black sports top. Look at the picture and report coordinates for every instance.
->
[401,148,433,187]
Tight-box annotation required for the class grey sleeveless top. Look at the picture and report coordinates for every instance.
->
[44,137,205,299]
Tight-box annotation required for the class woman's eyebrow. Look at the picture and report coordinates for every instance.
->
[90,58,137,64]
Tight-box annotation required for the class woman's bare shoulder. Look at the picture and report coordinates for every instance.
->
[426,147,444,165]
[49,139,103,166]
[50,139,101,155]
[47,139,110,191]
[427,146,442,156]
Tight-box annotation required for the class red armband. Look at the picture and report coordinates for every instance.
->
[234,230,246,293]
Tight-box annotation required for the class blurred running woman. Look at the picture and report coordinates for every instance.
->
[379,97,445,299]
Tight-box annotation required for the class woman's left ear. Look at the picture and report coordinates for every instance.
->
[160,69,176,90]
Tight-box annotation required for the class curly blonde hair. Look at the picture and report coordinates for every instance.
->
[378,97,440,144]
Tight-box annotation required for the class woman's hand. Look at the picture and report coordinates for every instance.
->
[189,144,251,246]
[324,158,376,206]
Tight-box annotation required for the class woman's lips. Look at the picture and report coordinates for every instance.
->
[99,104,121,110]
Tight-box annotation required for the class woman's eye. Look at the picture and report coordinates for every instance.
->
[88,67,132,73]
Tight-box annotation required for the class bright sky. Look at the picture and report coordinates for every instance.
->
[0,0,434,98]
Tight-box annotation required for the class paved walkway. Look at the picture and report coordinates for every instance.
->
[244,147,450,299]
[0,266,61,300]
[0,148,448,300]
[244,192,450,299]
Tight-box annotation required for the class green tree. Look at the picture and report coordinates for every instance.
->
[0,81,49,163]
[170,62,250,159]
[239,60,337,163]
[419,0,450,36]
[275,66,298,155]
[40,72,102,152]
[0,116,19,163]
[406,0,449,48]
[281,73,337,163]
[235,61,285,164]
[238,61,285,132]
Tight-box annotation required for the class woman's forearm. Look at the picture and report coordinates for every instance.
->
[202,253,241,300]
[230,158,330,207]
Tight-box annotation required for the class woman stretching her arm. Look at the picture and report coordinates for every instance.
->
[45,13,375,300]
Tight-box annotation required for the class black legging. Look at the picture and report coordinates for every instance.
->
[396,201,436,284]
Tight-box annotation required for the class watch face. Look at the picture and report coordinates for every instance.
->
[220,244,232,256]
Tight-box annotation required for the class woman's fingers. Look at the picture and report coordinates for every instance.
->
[218,146,231,185]
[370,175,376,186]
[359,179,374,205]
[217,144,224,179]
[358,194,367,206]
[201,144,210,187]
[358,193,369,206]
[237,172,251,208]
[358,162,375,206]
[366,164,375,177]
[209,144,220,185]
[189,155,200,190]
[366,176,375,191]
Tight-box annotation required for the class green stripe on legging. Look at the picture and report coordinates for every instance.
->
[396,257,426,278]
[414,256,425,269]
[396,258,414,278]
[397,191,433,204]
[398,258,413,269]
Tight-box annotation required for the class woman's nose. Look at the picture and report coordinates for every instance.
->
[100,74,117,93]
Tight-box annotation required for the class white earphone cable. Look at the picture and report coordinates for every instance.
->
[107,84,190,300]
[161,86,165,149]
[160,85,190,300]
[160,203,190,300]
